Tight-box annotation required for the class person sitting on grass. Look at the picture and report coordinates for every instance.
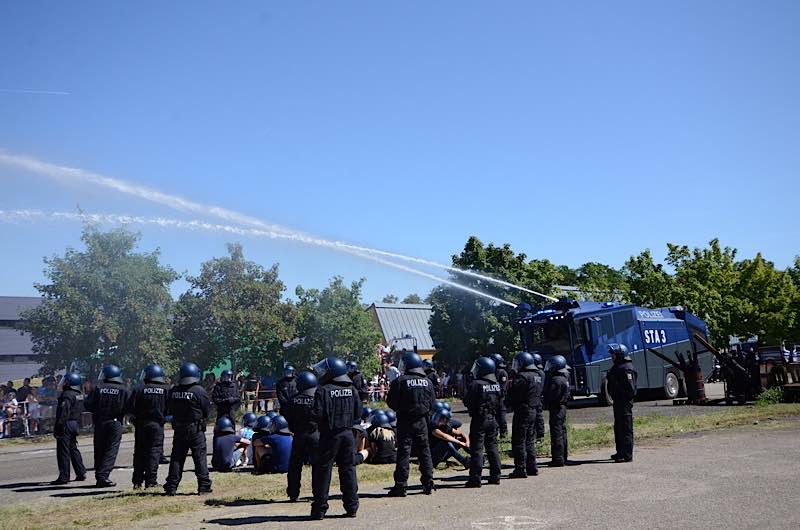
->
[211,417,250,472]
[238,412,257,466]
[429,409,470,469]
[252,415,292,474]
[355,411,397,465]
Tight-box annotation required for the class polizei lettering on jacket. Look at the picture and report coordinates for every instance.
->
[99,388,121,395]
[293,395,314,406]
[330,388,353,398]
[143,387,165,395]
[482,384,501,393]
[406,378,429,388]
[171,391,195,400]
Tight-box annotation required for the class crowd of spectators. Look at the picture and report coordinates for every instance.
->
[1,377,61,438]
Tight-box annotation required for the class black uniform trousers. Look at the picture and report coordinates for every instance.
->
[534,404,545,439]
[287,431,319,499]
[548,405,568,465]
[393,417,433,488]
[164,424,212,492]
[133,421,164,486]
[613,399,634,459]
[468,416,501,481]
[511,408,537,475]
[311,429,358,516]
[56,420,86,481]
[497,401,508,436]
[93,419,123,481]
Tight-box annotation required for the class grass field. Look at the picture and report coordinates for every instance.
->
[2,402,799,530]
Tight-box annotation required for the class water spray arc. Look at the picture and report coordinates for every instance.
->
[0,152,549,303]
[0,209,518,308]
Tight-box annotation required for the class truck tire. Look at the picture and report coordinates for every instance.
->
[599,379,614,406]
[664,371,680,400]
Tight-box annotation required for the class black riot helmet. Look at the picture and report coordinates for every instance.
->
[295,371,318,396]
[490,353,507,370]
[255,415,273,433]
[361,406,373,421]
[220,369,233,382]
[214,416,236,434]
[63,372,82,390]
[283,365,296,378]
[608,343,632,362]
[311,356,349,383]
[143,363,165,384]
[371,411,392,429]
[385,409,397,427]
[544,355,568,373]
[422,359,434,371]
[398,351,425,375]
[272,415,291,434]
[242,412,257,428]
[178,362,202,385]
[512,352,536,372]
[346,360,359,374]
[101,364,123,384]
[530,351,544,369]
[471,357,497,381]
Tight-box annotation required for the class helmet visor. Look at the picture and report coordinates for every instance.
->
[397,358,406,374]
[311,359,329,380]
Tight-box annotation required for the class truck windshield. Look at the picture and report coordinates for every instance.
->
[529,321,571,357]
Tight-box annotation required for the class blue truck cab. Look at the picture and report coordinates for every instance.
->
[513,299,713,403]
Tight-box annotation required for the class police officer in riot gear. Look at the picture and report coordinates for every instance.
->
[491,353,509,437]
[212,369,241,421]
[464,356,502,487]
[285,370,319,502]
[386,351,436,497]
[50,372,86,485]
[606,344,637,463]
[164,362,213,495]
[422,359,441,398]
[347,360,369,402]
[505,352,544,478]
[310,357,360,520]
[129,363,169,489]
[85,364,130,487]
[543,355,571,467]
[276,365,298,412]
[531,352,546,440]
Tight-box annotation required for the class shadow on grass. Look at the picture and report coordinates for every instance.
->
[50,490,120,498]
[205,497,296,507]
[206,513,356,525]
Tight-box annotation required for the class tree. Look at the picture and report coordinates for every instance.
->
[574,262,629,301]
[429,236,564,367]
[623,249,676,307]
[735,254,797,344]
[292,277,383,377]
[381,294,399,304]
[172,243,295,375]
[21,225,178,377]
[401,293,423,304]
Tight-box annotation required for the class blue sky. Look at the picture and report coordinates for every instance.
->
[1,1,798,304]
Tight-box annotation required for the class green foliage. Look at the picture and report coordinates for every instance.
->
[401,293,423,304]
[623,249,676,307]
[21,225,178,377]
[292,276,383,377]
[756,386,785,406]
[381,294,399,304]
[172,243,295,375]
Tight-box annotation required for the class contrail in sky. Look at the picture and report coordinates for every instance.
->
[0,88,71,95]
[0,209,517,307]
[0,151,554,301]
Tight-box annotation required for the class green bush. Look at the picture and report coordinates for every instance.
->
[756,386,785,406]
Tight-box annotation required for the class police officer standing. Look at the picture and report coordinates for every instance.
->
[531,352,546,441]
[347,361,368,402]
[606,344,637,463]
[129,363,169,489]
[386,351,436,497]
[276,365,298,412]
[491,353,509,437]
[211,369,241,421]
[310,356,360,520]
[543,355,571,467]
[85,364,130,487]
[422,359,441,398]
[285,370,319,502]
[164,362,213,495]
[505,352,544,478]
[464,356,502,488]
[50,372,86,485]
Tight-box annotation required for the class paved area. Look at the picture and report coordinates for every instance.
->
[159,420,800,529]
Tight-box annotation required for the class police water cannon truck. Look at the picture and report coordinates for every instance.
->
[513,299,714,405]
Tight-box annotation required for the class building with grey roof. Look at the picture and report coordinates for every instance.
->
[366,303,437,360]
[0,296,42,382]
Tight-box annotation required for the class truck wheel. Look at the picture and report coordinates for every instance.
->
[664,371,680,399]
[599,379,614,406]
